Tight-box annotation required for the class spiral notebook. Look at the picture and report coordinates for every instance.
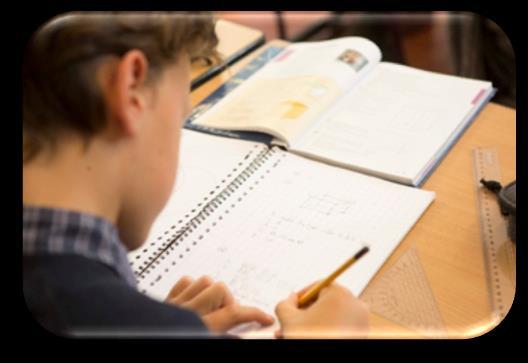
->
[127,129,268,275]
[128,129,435,334]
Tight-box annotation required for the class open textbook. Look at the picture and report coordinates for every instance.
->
[192,37,494,186]
[128,130,435,337]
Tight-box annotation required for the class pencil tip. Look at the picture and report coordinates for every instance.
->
[355,246,370,259]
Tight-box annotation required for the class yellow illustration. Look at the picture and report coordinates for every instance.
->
[282,100,307,119]
[195,75,341,143]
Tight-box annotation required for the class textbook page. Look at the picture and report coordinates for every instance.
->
[291,62,493,185]
[138,148,434,335]
[127,129,267,274]
[193,37,382,146]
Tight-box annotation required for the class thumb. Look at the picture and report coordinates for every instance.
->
[275,293,300,320]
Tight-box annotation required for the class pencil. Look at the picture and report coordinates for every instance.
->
[298,246,370,308]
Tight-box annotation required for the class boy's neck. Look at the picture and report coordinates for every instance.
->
[23,138,122,225]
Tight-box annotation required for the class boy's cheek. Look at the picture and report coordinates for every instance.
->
[162,134,181,201]
[176,93,191,128]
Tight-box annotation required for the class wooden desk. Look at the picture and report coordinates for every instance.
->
[365,101,516,338]
[190,40,516,338]
[190,19,265,90]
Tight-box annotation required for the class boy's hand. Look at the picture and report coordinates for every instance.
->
[166,275,275,333]
[275,282,369,339]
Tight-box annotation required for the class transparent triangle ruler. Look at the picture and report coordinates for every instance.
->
[472,147,516,324]
[361,248,446,337]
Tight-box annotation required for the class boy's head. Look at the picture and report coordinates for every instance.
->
[23,12,218,250]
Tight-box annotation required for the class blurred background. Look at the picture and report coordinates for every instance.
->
[215,11,515,108]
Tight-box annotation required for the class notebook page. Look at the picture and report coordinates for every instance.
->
[138,149,434,326]
[292,62,493,185]
[127,129,267,275]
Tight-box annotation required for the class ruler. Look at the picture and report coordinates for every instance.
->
[361,248,446,337]
[472,147,516,323]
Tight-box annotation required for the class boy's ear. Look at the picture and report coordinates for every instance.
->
[106,50,150,136]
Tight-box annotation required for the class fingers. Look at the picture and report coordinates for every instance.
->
[294,280,325,308]
[296,280,322,297]
[317,283,354,303]
[274,329,283,339]
[315,283,368,314]
[166,275,193,301]
[171,275,213,304]
[230,306,275,328]
[275,293,300,320]
[217,282,236,306]
[204,305,275,333]
[185,281,236,315]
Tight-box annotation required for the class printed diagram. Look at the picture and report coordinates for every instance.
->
[300,194,356,216]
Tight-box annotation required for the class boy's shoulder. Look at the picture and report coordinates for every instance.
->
[23,254,209,337]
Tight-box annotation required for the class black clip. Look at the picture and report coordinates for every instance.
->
[480,178,516,243]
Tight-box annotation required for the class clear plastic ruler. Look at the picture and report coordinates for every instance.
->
[360,248,446,337]
[472,147,516,323]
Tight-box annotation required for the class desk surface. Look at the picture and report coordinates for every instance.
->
[190,40,516,338]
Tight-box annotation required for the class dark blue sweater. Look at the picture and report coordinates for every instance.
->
[23,254,213,338]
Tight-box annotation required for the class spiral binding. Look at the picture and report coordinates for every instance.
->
[129,144,266,276]
[137,146,283,279]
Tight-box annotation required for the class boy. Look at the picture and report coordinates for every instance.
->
[23,12,369,338]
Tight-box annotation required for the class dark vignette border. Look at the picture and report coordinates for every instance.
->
[14,0,524,357]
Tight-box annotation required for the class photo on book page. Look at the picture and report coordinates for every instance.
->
[337,49,368,72]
